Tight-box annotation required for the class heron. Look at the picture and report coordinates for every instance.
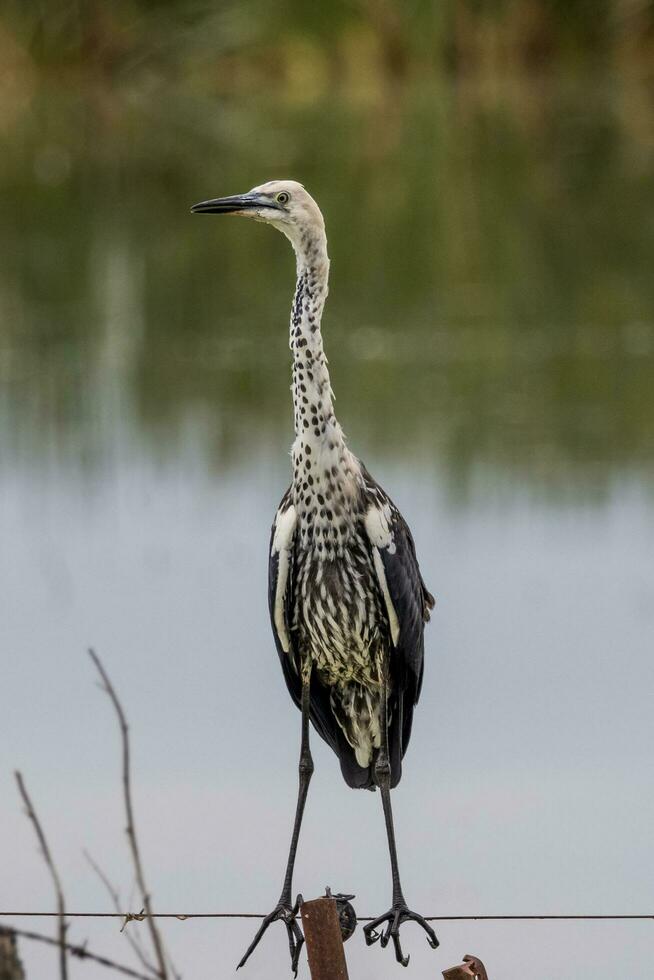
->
[191,181,438,971]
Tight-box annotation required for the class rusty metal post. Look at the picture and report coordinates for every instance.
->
[300,897,349,980]
[443,954,489,980]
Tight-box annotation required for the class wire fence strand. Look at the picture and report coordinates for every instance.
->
[2,912,653,922]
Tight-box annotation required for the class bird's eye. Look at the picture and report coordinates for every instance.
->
[276,192,290,205]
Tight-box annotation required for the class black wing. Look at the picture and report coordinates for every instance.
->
[362,468,435,787]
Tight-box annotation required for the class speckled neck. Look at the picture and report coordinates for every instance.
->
[289,232,332,437]
[289,230,361,552]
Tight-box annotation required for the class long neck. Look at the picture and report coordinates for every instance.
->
[288,229,360,547]
[289,234,334,440]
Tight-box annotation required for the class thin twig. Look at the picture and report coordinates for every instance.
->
[88,649,169,980]
[14,772,68,980]
[84,851,159,978]
[1,925,154,980]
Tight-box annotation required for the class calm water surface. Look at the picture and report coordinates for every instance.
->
[1,79,653,979]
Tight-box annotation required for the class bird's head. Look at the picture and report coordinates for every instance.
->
[191,179,326,253]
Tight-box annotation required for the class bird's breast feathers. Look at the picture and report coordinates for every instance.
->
[271,475,404,648]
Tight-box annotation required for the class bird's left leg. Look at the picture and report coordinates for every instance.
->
[363,666,439,966]
[237,664,313,975]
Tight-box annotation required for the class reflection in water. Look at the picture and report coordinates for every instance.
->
[1,80,653,499]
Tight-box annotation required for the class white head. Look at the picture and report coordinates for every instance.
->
[191,179,326,256]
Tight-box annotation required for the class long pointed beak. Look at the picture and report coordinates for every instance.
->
[190,193,270,215]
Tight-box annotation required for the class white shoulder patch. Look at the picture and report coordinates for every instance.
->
[364,503,396,554]
[364,505,400,646]
[271,505,297,654]
[272,504,297,555]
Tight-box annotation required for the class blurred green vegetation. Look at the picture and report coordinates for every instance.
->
[2,1,653,90]
[0,1,653,499]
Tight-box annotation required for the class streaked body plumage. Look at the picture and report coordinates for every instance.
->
[270,465,434,787]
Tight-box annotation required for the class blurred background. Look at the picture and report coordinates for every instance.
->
[1,2,653,979]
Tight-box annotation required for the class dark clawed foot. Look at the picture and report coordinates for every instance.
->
[237,900,305,976]
[363,903,439,967]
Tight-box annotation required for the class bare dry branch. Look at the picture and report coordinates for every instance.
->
[14,772,68,980]
[83,851,159,978]
[88,649,169,980]
[1,925,154,980]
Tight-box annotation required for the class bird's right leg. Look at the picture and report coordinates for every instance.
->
[237,665,313,976]
[363,665,439,966]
